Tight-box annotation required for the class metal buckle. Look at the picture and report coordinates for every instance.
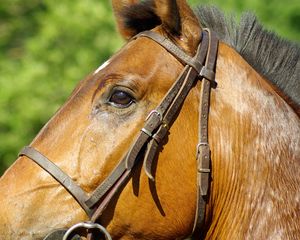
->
[141,128,152,137]
[196,142,209,156]
[62,221,112,240]
[146,110,162,122]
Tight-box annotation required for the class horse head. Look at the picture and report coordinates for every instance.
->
[0,0,299,239]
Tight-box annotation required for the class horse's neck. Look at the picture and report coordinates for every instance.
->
[207,43,300,238]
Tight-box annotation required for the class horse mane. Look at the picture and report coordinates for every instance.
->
[195,6,300,109]
[121,1,300,109]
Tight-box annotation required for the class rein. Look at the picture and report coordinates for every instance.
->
[19,28,218,240]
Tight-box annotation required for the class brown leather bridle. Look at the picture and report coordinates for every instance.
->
[19,28,218,240]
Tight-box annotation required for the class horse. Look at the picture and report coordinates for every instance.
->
[0,0,299,239]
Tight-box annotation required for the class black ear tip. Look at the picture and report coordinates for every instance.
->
[121,0,161,34]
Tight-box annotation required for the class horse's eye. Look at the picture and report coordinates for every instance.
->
[109,90,134,108]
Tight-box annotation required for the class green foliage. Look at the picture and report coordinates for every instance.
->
[0,0,122,173]
[0,0,299,174]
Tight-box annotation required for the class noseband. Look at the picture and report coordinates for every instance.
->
[19,28,218,239]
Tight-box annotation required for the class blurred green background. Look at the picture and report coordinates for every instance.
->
[0,0,299,174]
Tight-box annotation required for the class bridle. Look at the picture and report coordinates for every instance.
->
[19,28,218,240]
[20,28,218,240]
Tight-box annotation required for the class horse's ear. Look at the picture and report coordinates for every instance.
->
[154,0,201,54]
[112,0,161,40]
[112,0,136,40]
[112,0,201,54]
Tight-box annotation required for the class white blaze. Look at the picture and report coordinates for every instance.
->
[93,59,111,75]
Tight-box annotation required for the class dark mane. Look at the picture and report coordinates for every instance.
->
[196,6,300,107]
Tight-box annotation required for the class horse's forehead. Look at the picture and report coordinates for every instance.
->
[105,38,178,77]
[90,37,181,96]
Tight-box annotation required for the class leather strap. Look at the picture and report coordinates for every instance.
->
[142,31,210,180]
[193,29,219,236]
[134,31,203,73]
[85,156,128,208]
[19,146,92,217]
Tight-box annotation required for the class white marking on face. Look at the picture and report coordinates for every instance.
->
[93,59,111,75]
